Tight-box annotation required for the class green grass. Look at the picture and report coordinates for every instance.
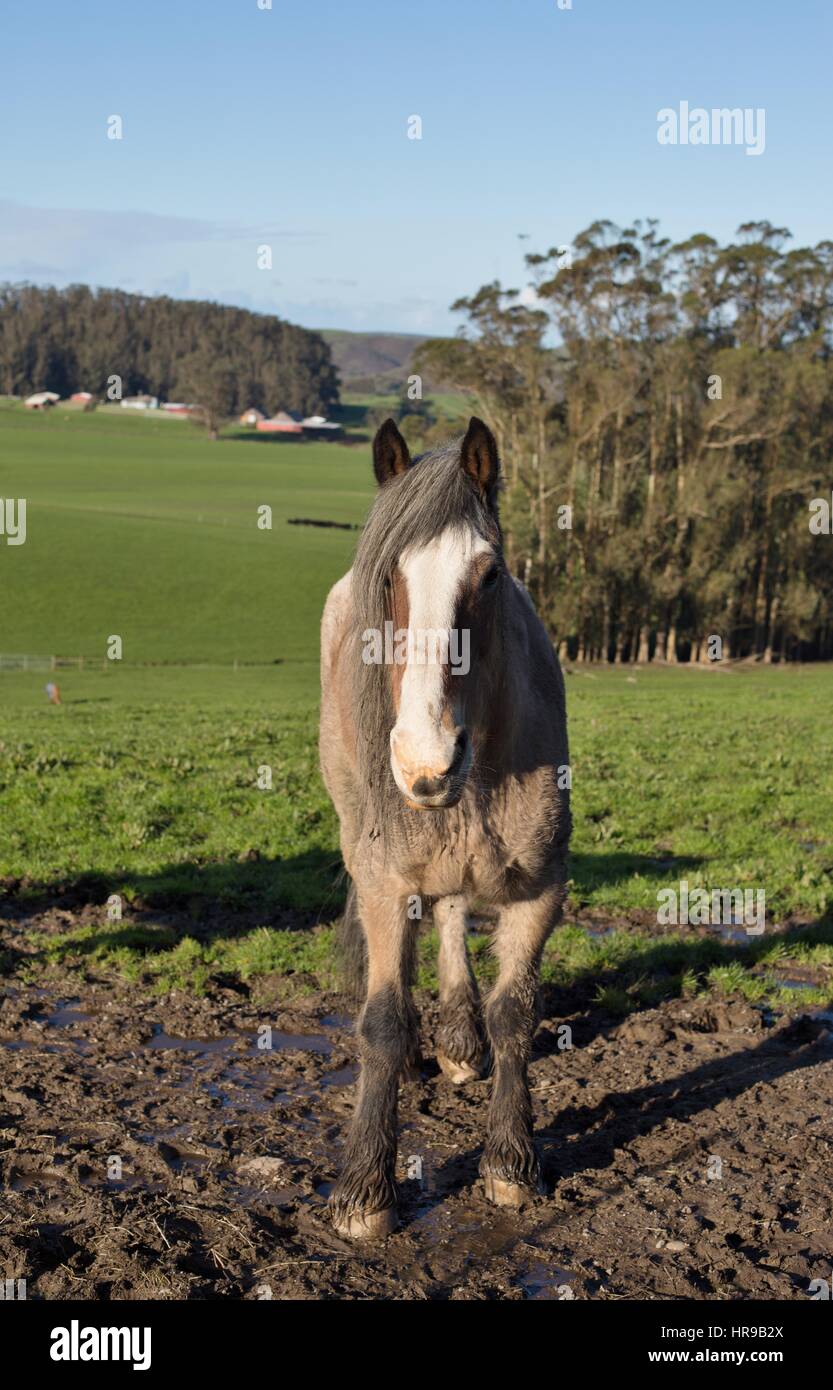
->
[0,402,372,663]
[1,407,832,1017]
[335,390,472,429]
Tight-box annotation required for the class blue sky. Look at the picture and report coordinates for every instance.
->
[1,0,830,335]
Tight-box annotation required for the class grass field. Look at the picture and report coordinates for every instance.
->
[0,401,371,663]
[2,406,832,1017]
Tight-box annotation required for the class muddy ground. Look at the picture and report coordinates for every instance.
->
[1,909,831,1301]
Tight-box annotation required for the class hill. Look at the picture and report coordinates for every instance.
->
[318,329,432,392]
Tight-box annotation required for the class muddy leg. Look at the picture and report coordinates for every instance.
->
[435,895,486,1083]
[481,886,562,1208]
[330,887,418,1240]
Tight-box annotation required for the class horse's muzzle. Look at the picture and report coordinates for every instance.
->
[396,730,471,809]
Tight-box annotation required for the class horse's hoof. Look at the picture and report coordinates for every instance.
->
[331,1207,398,1240]
[437,1052,483,1084]
[482,1175,544,1209]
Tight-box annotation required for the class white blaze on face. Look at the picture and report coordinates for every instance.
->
[390,525,489,797]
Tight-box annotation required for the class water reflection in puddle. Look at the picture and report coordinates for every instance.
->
[518,1261,576,1300]
[46,1000,93,1028]
[148,1029,236,1053]
[145,1025,334,1055]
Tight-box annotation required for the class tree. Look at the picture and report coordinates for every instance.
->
[180,348,236,441]
[419,219,833,663]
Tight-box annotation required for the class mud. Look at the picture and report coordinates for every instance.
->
[1,917,831,1301]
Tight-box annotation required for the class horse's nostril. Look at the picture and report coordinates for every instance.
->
[412,775,440,797]
[410,735,469,797]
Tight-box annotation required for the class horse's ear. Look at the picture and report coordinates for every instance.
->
[460,417,500,507]
[372,418,412,487]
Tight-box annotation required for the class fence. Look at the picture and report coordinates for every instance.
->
[0,654,102,672]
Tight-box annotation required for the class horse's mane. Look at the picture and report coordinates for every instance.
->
[350,436,501,844]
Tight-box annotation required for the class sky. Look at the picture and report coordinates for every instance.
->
[1,0,830,336]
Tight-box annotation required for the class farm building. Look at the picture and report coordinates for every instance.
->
[121,395,159,411]
[70,391,94,404]
[239,407,266,426]
[301,415,343,440]
[161,402,194,416]
[256,410,304,434]
[24,391,60,409]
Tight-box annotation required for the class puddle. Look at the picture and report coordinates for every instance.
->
[145,1025,333,1056]
[321,1064,358,1088]
[518,1261,576,1300]
[776,978,818,992]
[399,1204,523,1285]
[712,924,755,946]
[274,1062,358,1103]
[147,1028,237,1053]
[103,1176,166,1195]
[321,1013,351,1030]
[266,1030,332,1055]
[46,1000,93,1028]
[0,1034,83,1054]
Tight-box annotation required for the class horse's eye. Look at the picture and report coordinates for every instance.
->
[482,565,500,589]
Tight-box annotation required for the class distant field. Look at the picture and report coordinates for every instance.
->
[0,403,372,664]
[335,390,472,429]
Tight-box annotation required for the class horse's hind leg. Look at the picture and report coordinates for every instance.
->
[330,886,418,1240]
[435,895,487,1084]
[481,885,563,1208]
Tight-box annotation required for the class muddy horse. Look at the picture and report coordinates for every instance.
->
[319,417,571,1237]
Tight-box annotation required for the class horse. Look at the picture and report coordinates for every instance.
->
[319,415,571,1238]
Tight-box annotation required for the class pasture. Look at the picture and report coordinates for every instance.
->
[1,406,831,1300]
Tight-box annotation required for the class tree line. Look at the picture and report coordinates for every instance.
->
[0,283,340,425]
[416,220,833,663]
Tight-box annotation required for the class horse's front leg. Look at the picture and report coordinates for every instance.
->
[481,884,564,1208]
[435,894,487,1083]
[330,883,418,1239]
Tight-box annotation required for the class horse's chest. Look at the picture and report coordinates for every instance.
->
[407,814,528,902]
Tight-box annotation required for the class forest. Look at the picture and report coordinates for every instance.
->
[416,220,833,663]
[0,283,340,419]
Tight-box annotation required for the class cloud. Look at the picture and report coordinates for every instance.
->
[0,200,321,286]
[0,201,455,334]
